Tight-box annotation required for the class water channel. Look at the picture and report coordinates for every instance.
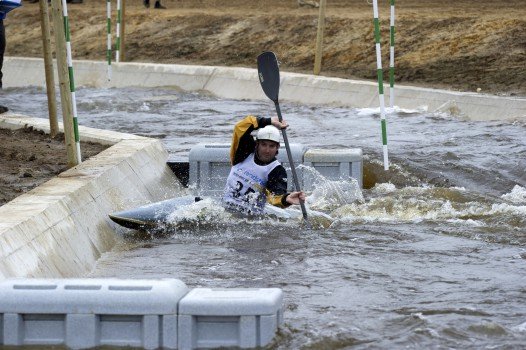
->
[3,86,526,349]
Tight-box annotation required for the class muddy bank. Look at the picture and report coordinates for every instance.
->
[0,126,108,206]
[4,0,526,96]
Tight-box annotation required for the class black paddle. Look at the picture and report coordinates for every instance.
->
[257,51,309,222]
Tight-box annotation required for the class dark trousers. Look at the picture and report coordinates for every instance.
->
[0,20,5,89]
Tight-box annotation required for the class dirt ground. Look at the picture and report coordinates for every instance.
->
[0,127,108,206]
[5,0,526,96]
[1,0,525,205]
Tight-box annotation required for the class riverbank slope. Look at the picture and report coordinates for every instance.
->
[4,0,525,96]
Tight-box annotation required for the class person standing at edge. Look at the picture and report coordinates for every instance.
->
[0,0,21,114]
[223,115,305,216]
[143,0,165,9]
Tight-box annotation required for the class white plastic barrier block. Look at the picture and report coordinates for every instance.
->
[303,148,363,189]
[0,278,188,349]
[189,143,305,197]
[178,288,283,349]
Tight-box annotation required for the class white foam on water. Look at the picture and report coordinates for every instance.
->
[330,185,495,225]
[511,321,526,332]
[307,178,364,211]
[446,218,486,227]
[300,165,364,211]
[355,106,424,116]
[164,197,305,229]
[138,102,150,111]
[330,202,412,223]
[489,203,526,216]
[372,182,397,194]
[166,197,231,225]
[501,185,526,204]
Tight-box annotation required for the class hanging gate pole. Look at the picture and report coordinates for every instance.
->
[372,0,389,170]
[116,0,121,62]
[61,0,81,162]
[50,0,79,166]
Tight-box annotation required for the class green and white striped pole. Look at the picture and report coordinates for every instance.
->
[116,0,121,63]
[372,0,389,170]
[61,0,81,162]
[106,0,112,80]
[389,0,395,108]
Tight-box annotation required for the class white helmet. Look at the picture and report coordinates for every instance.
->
[256,125,280,145]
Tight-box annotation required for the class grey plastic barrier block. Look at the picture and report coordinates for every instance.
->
[188,144,231,197]
[303,148,363,189]
[0,278,188,349]
[178,288,283,349]
[189,143,306,197]
[66,314,98,349]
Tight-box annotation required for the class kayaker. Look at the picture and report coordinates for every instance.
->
[223,115,306,215]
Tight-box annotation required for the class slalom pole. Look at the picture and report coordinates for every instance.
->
[116,0,121,62]
[106,0,112,80]
[61,0,81,162]
[389,0,395,108]
[50,0,77,166]
[372,0,389,170]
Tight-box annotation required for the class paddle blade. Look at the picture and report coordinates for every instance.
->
[257,51,280,102]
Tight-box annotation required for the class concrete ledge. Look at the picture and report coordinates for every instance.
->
[0,114,184,279]
[4,57,526,121]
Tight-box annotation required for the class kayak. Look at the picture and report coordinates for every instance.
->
[109,195,202,231]
[108,195,312,231]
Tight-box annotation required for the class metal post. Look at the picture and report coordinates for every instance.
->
[313,0,326,75]
[372,0,389,170]
[38,0,58,138]
[50,0,79,166]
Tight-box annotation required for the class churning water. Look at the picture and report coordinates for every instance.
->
[4,86,526,349]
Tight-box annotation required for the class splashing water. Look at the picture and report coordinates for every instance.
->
[303,165,365,212]
[6,86,526,349]
[165,197,230,228]
[501,185,526,204]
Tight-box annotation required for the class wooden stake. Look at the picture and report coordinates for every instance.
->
[313,0,327,75]
[120,0,126,61]
[389,0,395,108]
[38,0,58,138]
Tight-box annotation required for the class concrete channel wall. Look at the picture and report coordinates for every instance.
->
[0,115,184,279]
[4,57,526,121]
